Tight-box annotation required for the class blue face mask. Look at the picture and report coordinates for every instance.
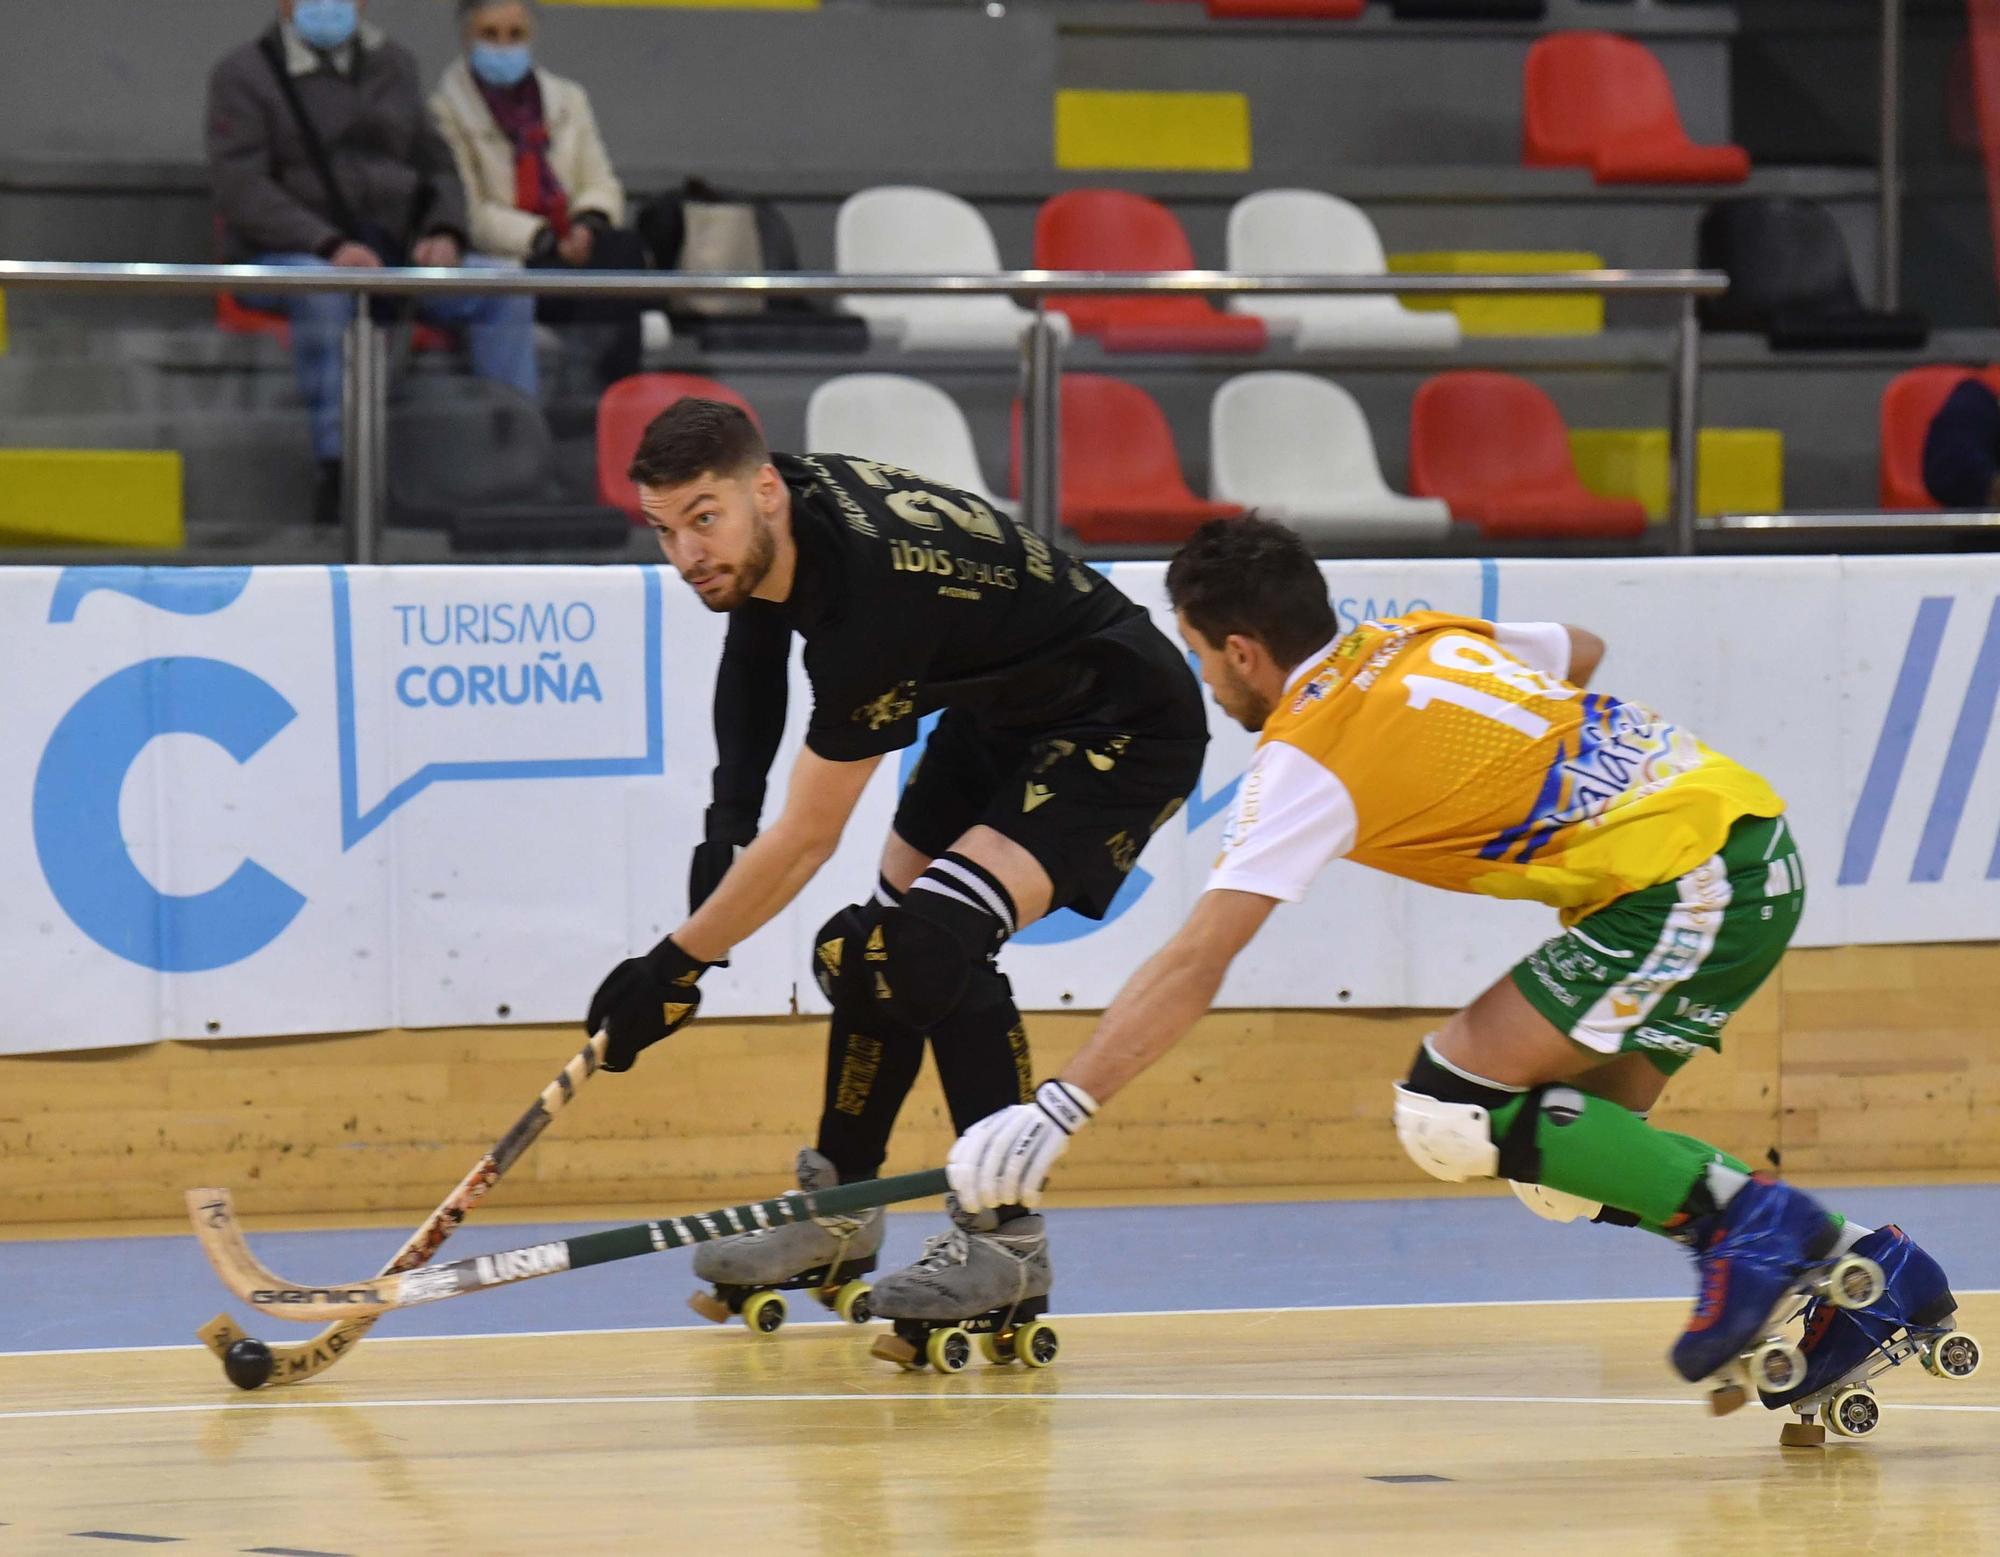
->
[292,0,359,51]
[470,42,534,88]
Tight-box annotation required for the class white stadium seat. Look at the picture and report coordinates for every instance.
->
[1226,189,1461,352]
[1210,372,1452,541]
[805,374,1012,512]
[836,186,1069,353]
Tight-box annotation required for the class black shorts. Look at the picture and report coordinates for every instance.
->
[892,709,1207,920]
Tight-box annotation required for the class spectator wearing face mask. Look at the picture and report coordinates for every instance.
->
[431,0,650,380]
[207,0,540,525]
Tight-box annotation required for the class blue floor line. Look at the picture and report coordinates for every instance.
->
[3,1184,1995,1356]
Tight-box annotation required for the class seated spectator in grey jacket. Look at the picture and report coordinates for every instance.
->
[1922,376,2000,509]
[432,0,651,380]
[207,0,539,523]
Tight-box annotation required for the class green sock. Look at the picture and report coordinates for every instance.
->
[1490,1091,1752,1229]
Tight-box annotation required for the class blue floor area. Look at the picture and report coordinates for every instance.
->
[4,1184,1996,1356]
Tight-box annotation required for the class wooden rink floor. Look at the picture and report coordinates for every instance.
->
[3,1290,1998,1554]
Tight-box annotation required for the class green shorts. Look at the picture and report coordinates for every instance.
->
[1509,813,1804,1075]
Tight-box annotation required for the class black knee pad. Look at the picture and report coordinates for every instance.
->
[868,888,1003,1030]
[812,901,880,1007]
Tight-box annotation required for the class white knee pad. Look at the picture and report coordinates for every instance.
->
[1510,1180,1603,1224]
[1392,1085,1500,1184]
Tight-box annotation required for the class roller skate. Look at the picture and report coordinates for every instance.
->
[1671,1174,1886,1415]
[867,1198,1058,1374]
[686,1148,881,1335]
[1757,1225,1982,1446]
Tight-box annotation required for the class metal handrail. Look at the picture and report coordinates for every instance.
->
[0,260,1728,299]
[0,259,1726,560]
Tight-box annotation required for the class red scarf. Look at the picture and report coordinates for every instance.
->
[477,73,570,238]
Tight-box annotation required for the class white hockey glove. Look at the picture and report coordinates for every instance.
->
[947,1079,1098,1212]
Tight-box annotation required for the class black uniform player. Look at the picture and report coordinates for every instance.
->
[585,399,1206,1354]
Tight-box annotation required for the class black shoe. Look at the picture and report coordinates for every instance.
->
[313,459,342,527]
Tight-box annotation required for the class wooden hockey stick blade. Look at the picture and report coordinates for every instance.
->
[188,1167,950,1322]
[195,1030,608,1386]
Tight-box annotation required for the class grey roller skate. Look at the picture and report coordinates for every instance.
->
[687,1147,882,1335]
[867,1198,1058,1373]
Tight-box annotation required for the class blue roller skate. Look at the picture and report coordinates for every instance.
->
[1670,1174,1850,1398]
[1759,1225,1983,1446]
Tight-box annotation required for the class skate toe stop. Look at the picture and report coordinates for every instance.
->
[1708,1382,1749,1417]
[1780,1421,1827,1448]
[871,1334,918,1367]
[688,1291,732,1324]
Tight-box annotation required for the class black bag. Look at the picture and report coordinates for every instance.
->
[636,177,866,352]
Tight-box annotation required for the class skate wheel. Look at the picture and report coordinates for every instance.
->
[1827,1254,1886,1311]
[831,1280,873,1326]
[1924,1330,1982,1380]
[979,1333,1011,1366]
[741,1290,787,1335]
[1749,1338,1806,1396]
[1012,1319,1059,1370]
[1825,1387,1880,1439]
[687,1290,732,1325]
[925,1327,972,1373]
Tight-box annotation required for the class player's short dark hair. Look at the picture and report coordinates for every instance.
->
[1166,517,1337,667]
[627,398,767,490]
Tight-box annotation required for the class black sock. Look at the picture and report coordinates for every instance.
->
[816,1016,925,1185]
[928,974,1033,1134]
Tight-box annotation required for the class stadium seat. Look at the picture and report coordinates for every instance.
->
[1210,373,1452,543]
[1409,371,1647,539]
[835,187,1065,353]
[1011,374,1243,544]
[1878,365,2000,509]
[1523,32,1750,185]
[806,375,1012,513]
[1395,0,1544,16]
[1207,0,1362,18]
[1035,191,1268,354]
[216,293,291,341]
[217,292,456,353]
[1698,198,1930,350]
[1225,191,1460,351]
[596,373,761,519]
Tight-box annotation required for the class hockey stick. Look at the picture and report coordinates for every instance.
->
[196,1030,608,1388]
[187,1168,949,1323]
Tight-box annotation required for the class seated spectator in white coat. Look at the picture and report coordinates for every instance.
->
[431,0,648,376]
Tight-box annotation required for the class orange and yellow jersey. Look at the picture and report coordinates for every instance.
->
[1205,613,1784,922]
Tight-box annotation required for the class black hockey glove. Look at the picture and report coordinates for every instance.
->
[587,935,708,1072]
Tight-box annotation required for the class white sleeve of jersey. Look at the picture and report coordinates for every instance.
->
[1493,620,1572,682]
[1203,740,1358,904]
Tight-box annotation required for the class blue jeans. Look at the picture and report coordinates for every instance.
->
[247,252,539,462]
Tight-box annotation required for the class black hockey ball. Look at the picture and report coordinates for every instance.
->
[223,1337,275,1391]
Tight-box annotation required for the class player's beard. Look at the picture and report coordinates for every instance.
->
[1218,662,1273,732]
[695,512,777,612]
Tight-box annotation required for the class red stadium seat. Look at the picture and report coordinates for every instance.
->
[1206,0,1363,17]
[1012,374,1244,544]
[1409,371,1647,539]
[1878,365,2000,509]
[216,292,291,340]
[1524,32,1749,185]
[216,292,456,352]
[1035,191,1268,354]
[596,374,762,519]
